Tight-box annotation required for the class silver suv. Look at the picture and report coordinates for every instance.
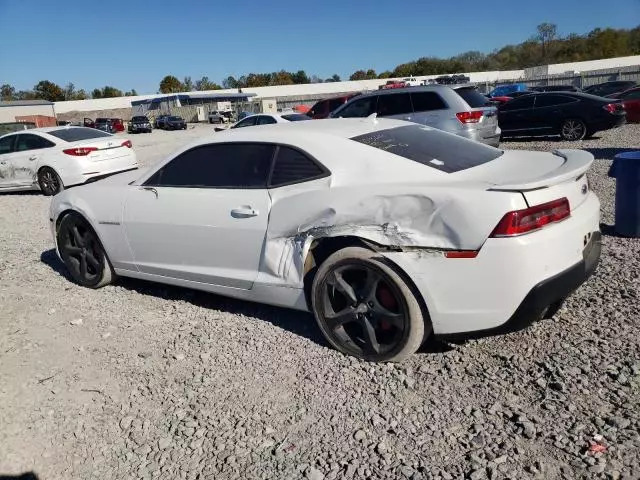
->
[330,85,500,146]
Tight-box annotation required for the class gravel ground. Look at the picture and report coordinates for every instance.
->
[0,124,639,480]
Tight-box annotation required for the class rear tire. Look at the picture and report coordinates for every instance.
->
[560,118,587,141]
[37,167,63,196]
[311,247,427,362]
[57,213,114,289]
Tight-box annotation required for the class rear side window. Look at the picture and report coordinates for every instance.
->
[234,117,258,128]
[534,95,578,108]
[335,97,377,118]
[281,114,311,122]
[269,146,327,187]
[377,93,412,116]
[0,135,16,154]
[499,96,535,111]
[455,87,490,108]
[256,116,277,125]
[16,134,55,151]
[146,143,275,188]
[350,124,503,173]
[410,92,447,111]
[48,127,112,142]
[328,98,345,110]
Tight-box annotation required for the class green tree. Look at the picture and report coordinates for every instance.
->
[222,76,238,89]
[159,75,184,93]
[349,70,367,81]
[378,71,392,79]
[92,88,102,99]
[100,86,123,98]
[270,70,294,85]
[64,82,75,100]
[74,89,89,100]
[1,84,15,101]
[195,76,221,90]
[33,80,65,101]
[537,22,558,59]
[291,70,310,84]
[183,76,194,91]
[124,89,138,97]
[365,69,377,79]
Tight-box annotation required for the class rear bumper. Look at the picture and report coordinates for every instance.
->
[589,115,626,132]
[62,152,139,187]
[437,231,601,341]
[458,126,501,147]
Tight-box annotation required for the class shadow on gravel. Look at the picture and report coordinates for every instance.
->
[39,248,456,355]
[599,223,632,238]
[583,147,639,161]
[499,135,603,143]
[0,473,40,480]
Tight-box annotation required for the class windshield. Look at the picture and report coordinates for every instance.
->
[168,116,182,121]
[132,116,148,121]
[350,124,503,173]
[48,127,113,142]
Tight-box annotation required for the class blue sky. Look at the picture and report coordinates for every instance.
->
[0,0,638,94]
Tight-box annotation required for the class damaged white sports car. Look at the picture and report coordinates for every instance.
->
[49,118,601,362]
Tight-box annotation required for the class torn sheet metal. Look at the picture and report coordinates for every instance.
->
[258,183,525,287]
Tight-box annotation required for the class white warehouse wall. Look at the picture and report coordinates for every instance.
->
[53,56,640,114]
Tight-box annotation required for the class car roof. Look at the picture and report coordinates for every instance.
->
[356,84,459,98]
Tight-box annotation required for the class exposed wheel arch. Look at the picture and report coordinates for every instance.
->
[302,236,433,340]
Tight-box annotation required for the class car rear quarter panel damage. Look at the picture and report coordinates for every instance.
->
[256,182,527,288]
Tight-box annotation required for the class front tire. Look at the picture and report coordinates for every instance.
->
[311,247,426,362]
[57,213,114,288]
[560,118,587,141]
[38,167,63,196]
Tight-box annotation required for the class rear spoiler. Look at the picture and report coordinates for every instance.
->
[489,149,594,191]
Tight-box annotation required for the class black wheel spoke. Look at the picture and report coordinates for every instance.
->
[325,307,357,330]
[71,225,84,247]
[65,245,82,256]
[79,256,88,279]
[360,316,381,354]
[85,251,100,270]
[360,269,380,302]
[328,270,358,305]
[372,310,404,329]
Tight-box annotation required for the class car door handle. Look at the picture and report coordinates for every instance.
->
[231,206,259,218]
[29,155,37,161]
[141,186,158,198]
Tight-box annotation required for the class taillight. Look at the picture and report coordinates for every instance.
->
[456,111,483,124]
[121,140,132,148]
[63,147,98,156]
[603,103,624,113]
[444,250,479,259]
[490,198,570,237]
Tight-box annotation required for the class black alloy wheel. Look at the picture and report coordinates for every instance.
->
[37,167,63,196]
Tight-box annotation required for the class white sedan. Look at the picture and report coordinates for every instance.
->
[214,112,311,131]
[0,126,138,196]
[49,118,601,362]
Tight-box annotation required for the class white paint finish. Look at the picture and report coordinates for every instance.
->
[0,127,138,193]
[49,118,601,336]
[123,186,270,289]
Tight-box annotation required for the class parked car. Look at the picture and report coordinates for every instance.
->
[0,126,137,196]
[94,118,115,133]
[530,85,581,93]
[487,96,514,106]
[308,94,360,119]
[507,91,538,98]
[582,81,638,98]
[237,111,254,121]
[330,84,501,147]
[609,87,640,122]
[208,110,233,124]
[214,113,311,132]
[83,118,95,128]
[498,92,626,140]
[402,77,420,87]
[128,116,152,133]
[110,118,125,132]
[154,115,170,129]
[164,116,187,130]
[56,120,72,126]
[380,80,408,90]
[489,83,528,97]
[49,118,601,362]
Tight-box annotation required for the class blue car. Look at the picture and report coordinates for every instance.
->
[489,83,528,98]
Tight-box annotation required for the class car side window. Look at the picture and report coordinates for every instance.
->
[15,134,55,152]
[500,96,535,111]
[269,146,327,187]
[145,143,275,189]
[256,116,277,125]
[622,90,640,100]
[328,98,344,111]
[534,95,577,108]
[377,93,412,116]
[410,92,447,112]
[234,117,257,128]
[336,97,377,118]
[0,135,16,155]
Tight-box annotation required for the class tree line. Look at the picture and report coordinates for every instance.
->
[2,23,638,102]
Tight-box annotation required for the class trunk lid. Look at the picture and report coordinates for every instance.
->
[68,137,132,161]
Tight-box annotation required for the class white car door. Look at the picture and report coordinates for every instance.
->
[0,134,19,187]
[123,142,275,289]
[12,133,57,185]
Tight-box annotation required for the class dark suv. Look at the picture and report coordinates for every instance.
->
[308,94,360,119]
[582,81,638,98]
[128,115,152,133]
[94,118,115,133]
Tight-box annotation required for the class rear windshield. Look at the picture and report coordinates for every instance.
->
[168,116,182,121]
[95,118,108,122]
[48,127,113,142]
[132,116,148,121]
[350,124,503,173]
[455,87,490,108]
[281,114,311,121]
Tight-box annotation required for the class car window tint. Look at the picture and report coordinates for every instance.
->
[256,116,277,125]
[410,92,447,111]
[335,97,377,118]
[623,90,640,100]
[281,114,311,122]
[351,124,503,173]
[146,143,275,188]
[499,96,535,110]
[0,135,16,154]
[377,93,412,116]
[48,127,112,142]
[16,134,55,151]
[270,146,326,187]
[535,95,577,108]
[234,117,257,128]
[328,98,344,110]
[453,87,490,107]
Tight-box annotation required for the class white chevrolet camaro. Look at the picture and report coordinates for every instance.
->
[49,118,601,362]
[0,126,138,196]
